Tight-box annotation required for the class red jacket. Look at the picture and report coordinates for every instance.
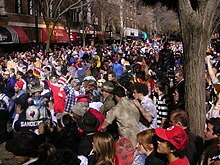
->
[46,80,66,113]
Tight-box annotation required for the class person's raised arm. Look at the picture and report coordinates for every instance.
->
[206,56,216,81]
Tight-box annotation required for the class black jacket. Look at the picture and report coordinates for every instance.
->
[145,150,166,165]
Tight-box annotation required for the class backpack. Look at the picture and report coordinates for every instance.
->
[0,94,8,111]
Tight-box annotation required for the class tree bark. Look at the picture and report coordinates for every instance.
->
[45,25,53,53]
[178,0,220,137]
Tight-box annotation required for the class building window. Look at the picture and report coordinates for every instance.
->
[72,11,78,22]
[28,0,34,15]
[49,3,53,17]
[15,0,22,14]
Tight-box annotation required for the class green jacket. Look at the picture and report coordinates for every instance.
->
[100,94,115,117]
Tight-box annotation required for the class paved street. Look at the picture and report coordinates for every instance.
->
[0,143,16,165]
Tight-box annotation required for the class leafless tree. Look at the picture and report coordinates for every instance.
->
[152,3,179,36]
[136,5,154,32]
[178,0,220,136]
[136,2,179,42]
[38,0,91,52]
[90,0,120,33]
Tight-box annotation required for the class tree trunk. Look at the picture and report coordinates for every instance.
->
[45,24,55,53]
[178,0,220,137]
[46,36,51,53]
[181,22,207,137]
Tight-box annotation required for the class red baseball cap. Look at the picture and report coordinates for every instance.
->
[75,94,89,103]
[155,126,189,151]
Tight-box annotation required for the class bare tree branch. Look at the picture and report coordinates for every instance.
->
[178,0,194,17]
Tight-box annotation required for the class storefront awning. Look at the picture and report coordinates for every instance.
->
[42,28,69,43]
[11,26,29,44]
[70,32,82,41]
[0,26,19,44]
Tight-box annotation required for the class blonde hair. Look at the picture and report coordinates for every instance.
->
[136,129,155,151]
[93,132,115,165]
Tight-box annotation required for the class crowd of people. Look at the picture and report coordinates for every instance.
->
[0,39,220,165]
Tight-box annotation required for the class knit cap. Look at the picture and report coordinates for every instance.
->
[16,81,24,89]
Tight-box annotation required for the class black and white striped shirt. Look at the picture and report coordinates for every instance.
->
[156,94,171,127]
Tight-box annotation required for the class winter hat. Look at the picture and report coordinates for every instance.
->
[76,94,89,103]
[113,57,118,63]
[89,102,103,111]
[3,71,10,75]
[155,126,189,151]
[77,111,100,132]
[88,108,104,132]
[27,86,43,94]
[83,76,96,82]
[26,105,39,121]
[101,81,114,93]
[72,95,89,117]
[5,131,39,157]
[15,81,25,89]
[72,102,88,117]
[71,79,80,87]
[57,75,66,86]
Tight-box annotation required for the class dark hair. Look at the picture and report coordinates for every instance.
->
[49,75,57,81]
[78,63,83,68]
[118,74,132,90]
[17,71,23,76]
[34,143,57,165]
[155,81,166,93]
[125,65,132,72]
[60,114,81,142]
[0,75,4,92]
[112,85,126,97]
[207,117,220,126]
[131,83,148,96]
[10,68,15,73]
[108,72,116,78]
[28,69,33,74]
[208,118,220,135]
[175,69,184,78]
[44,67,51,72]
[100,66,106,71]
[166,141,185,158]
[47,148,81,165]
[164,42,170,49]
[170,109,189,127]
